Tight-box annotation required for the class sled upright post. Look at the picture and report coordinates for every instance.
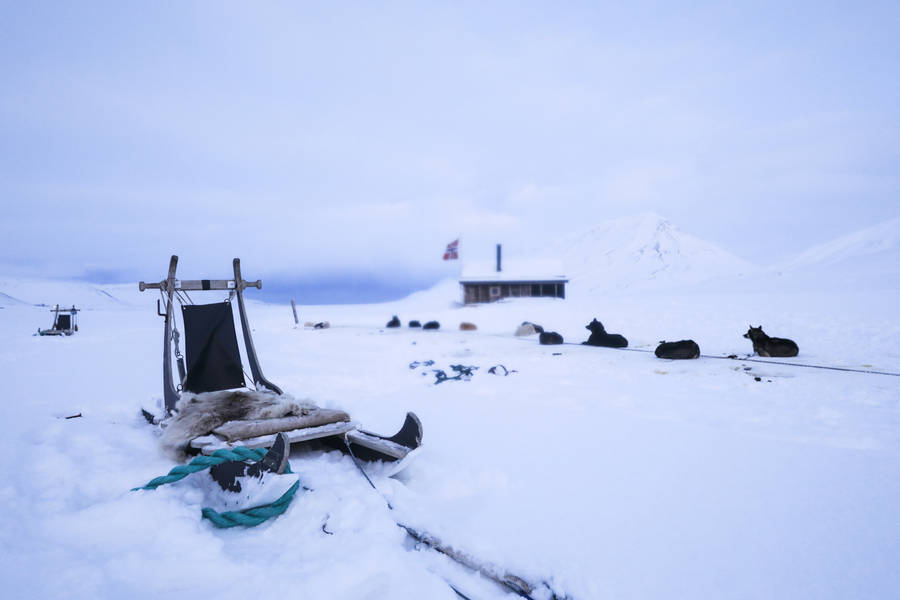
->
[233,258,282,395]
[159,255,179,413]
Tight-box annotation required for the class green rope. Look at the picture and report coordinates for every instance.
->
[134,446,300,528]
[202,480,300,528]
[134,447,269,490]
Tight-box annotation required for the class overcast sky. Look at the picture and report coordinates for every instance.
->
[2,1,898,300]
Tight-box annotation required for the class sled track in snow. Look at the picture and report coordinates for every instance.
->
[343,440,571,600]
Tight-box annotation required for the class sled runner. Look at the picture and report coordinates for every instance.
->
[139,256,421,463]
[37,304,79,336]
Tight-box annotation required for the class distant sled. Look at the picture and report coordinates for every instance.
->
[37,304,79,336]
[139,255,422,466]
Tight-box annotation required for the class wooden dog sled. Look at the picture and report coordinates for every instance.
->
[37,304,79,336]
[139,256,421,463]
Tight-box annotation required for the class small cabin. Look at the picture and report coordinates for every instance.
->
[459,245,568,304]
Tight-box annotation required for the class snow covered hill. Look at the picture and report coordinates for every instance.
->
[522,213,900,296]
[787,216,900,268]
[536,212,757,295]
[768,216,900,291]
[4,214,898,313]
[0,278,135,309]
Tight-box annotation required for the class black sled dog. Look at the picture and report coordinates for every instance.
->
[743,326,798,357]
[582,319,628,348]
[539,331,564,345]
[655,340,700,359]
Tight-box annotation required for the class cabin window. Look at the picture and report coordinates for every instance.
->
[464,281,565,302]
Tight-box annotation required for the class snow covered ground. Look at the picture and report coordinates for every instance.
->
[1,219,898,599]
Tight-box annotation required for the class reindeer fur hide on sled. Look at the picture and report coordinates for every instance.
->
[160,390,316,460]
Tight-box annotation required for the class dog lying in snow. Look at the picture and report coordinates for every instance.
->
[515,321,544,336]
[743,326,798,357]
[539,331,564,345]
[582,319,628,348]
[655,339,700,359]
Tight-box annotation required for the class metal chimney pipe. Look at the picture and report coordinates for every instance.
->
[496,244,502,272]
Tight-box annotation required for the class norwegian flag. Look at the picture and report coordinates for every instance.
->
[443,239,459,260]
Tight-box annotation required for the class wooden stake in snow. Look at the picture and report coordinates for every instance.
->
[290,299,299,326]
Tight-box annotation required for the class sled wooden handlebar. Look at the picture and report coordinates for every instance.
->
[49,305,79,313]
[139,279,262,292]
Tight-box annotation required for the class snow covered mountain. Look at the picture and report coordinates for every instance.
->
[786,216,900,269]
[521,213,900,296]
[743,216,900,292]
[774,216,900,288]
[0,278,134,309]
[536,212,756,294]
[3,215,897,310]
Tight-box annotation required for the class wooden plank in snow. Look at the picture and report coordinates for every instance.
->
[194,420,357,455]
[346,430,410,460]
[211,408,350,441]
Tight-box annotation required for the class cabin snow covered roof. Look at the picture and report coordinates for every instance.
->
[459,259,568,283]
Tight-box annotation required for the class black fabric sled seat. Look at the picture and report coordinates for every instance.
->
[181,302,246,394]
[55,313,71,331]
[140,256,422,463]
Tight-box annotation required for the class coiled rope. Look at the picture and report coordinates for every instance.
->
[133,446,300,528]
